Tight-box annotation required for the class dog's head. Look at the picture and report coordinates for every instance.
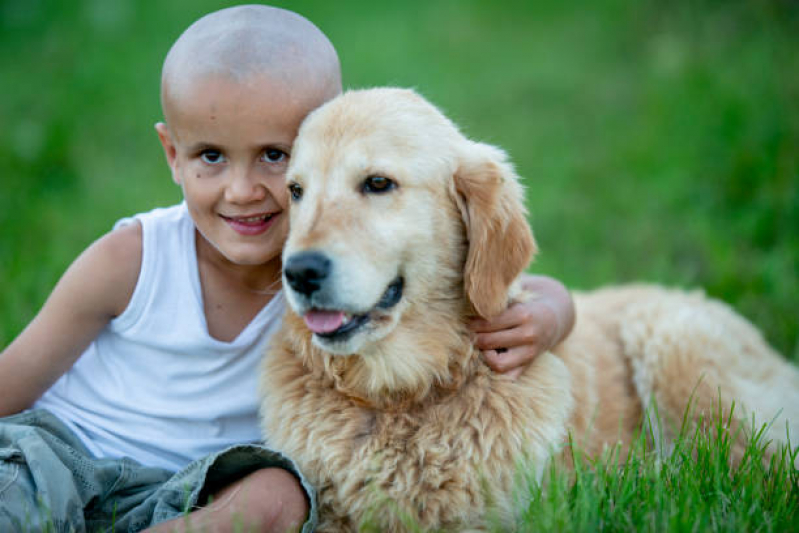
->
[282,88,536,357]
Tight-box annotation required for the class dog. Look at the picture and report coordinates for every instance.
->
[259,87,799,531]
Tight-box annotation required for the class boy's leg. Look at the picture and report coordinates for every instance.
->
[0,412,315,531]
[127,444,317,533]
[1,410,93,531]
[145,467,308,533]
[0,446,50,532]
[0,409,169,532]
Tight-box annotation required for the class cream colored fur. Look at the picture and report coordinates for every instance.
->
[260,88,799,532]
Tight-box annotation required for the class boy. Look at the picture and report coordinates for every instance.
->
[0,5,575,532]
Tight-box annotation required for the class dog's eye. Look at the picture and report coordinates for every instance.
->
[288,182,304,202]
[362,176,396,194]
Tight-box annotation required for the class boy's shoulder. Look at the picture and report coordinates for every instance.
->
[34,217,145,326]
[110,202,192,260]
[102,203,196,314]
[101,202,190,303]
[104,219,143,260]
[90,220,143,318]
[113,202,188,233]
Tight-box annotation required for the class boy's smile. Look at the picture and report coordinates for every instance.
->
[156,73,330,270]
[221,211,280,236]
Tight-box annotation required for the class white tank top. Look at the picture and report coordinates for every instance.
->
[35,203,284,471]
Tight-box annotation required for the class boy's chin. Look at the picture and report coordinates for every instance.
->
[210,241,283,269]
[225,249,282,267]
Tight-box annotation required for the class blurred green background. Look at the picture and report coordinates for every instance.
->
[1,0,797,360]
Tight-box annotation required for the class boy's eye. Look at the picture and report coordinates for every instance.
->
[262,149,287,163]
[200,149,226,164]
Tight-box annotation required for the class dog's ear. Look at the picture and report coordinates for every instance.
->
[452,141,537,318]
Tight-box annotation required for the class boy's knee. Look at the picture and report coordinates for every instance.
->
[239,467,309,532]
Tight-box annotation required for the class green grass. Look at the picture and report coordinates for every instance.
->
[1,0,797,530]
[20,406,799,531]
[513,412,799,532]
[355,400,799,532]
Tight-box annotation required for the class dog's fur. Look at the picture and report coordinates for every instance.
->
[260,88,799,531]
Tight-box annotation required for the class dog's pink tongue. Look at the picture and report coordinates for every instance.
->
[304,310,345,334]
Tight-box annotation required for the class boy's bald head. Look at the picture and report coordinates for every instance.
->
[161,5,341,121]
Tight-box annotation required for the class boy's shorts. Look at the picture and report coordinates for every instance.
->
[0,409,317,532]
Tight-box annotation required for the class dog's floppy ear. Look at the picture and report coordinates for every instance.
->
[452,141,537,318]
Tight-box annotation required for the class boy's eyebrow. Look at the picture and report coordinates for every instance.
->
[186,141,293,153]
[186,142,220,153]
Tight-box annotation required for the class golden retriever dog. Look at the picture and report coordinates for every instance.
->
[259,88,799,531]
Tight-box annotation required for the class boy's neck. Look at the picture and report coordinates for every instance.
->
[194,230,282,342]
[194,229,282,293]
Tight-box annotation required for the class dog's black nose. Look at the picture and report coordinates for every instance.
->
[284,251,331,296]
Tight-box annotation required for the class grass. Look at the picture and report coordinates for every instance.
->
[1,0,797,530]
[356,400,799,532]
[20,407,799,531]
[513,401,799,533]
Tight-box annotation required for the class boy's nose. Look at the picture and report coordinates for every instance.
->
[225,167,267,203]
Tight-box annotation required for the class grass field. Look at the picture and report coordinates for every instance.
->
[357,406,799,532]
[1,0,797,530]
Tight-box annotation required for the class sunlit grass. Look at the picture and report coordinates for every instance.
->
[356,402,799,532]
[21,412,799,532]
[512,409,798,532]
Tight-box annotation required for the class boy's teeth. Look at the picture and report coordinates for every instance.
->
[238,214,270,223]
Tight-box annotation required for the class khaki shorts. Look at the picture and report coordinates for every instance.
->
[0,409,316,532]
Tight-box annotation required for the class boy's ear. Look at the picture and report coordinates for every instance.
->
[155,122,179,185]
[451,141,537,318]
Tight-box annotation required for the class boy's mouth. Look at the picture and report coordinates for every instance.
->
[222,212,279,236]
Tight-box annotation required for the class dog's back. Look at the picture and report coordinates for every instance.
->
[558,285,799,462]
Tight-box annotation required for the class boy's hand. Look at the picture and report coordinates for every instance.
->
[469,275,575,380]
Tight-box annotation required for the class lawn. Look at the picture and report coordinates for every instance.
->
[1,0,797,530]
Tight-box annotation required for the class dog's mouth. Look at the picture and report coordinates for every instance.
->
[303,277,404,341]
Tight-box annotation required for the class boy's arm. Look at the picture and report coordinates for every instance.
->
[0,223,142,417]
[469,274,575,380]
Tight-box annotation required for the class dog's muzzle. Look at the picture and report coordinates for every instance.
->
[284,251,404,342]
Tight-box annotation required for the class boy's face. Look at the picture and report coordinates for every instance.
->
[156,74,323,268]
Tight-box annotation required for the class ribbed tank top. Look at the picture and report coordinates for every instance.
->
[35,203,284,471]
